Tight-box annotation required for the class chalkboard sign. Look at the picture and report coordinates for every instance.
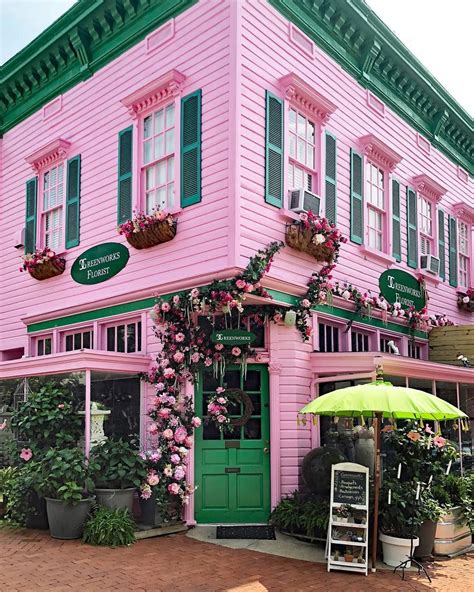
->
[333,470,366,505]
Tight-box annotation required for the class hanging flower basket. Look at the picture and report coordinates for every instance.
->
[118,210,177,250]
[285,224,335,263]
[457,291,474,312]
[125,219,177,250]
[21,248,66,281]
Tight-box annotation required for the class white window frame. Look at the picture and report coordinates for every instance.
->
[287,107,320,195]
[35,334,54,357]
[39,162,66,251]
[62,327,94,352]
[418,194,435,256]
[457,219,471,289]
[349,326,376,353]
[365,160,387,253]
[317,319,342,353]
[102,318,143,354]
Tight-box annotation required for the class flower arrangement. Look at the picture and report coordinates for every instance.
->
[206,387,233,434]
[20,248,66,281]
[117,209,177,249]
[286,211,347,263]
[457,288,474,312]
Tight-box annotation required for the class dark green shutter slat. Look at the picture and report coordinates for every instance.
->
[438,209,446,280]
[25,177,38,254]
[391,179,401,261]
[350,149,363,244]
[265,91,284,207]
[118,126,133,224]
[448,215,458,287]
[325,132,337,223]
[406,187,418,268]
[180,89,202,208]
[65,155,81,248]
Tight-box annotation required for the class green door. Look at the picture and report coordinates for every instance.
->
[195,365,270,523]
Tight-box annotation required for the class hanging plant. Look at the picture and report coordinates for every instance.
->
[20,248,66,281]
[117,209,177,249]
[457,289,474,312]
[285,211,347,263]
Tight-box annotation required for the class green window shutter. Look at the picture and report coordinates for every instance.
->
[265,91,284,208]
[406,187,418,269]
[180,89,202,208]
[117,126,133,224]
[438,209,446,280]
[65,155,81,248]
[25,177,38,254]
[448,215,458,287]
[325,132,337,224]
[349,149,363,244]
[391,179,401,261]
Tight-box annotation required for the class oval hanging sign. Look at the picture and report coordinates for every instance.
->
[379,269,426,311]
[71,243,130,285]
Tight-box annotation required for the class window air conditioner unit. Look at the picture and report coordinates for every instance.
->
[289,188,321,215]
[420,254,440,275]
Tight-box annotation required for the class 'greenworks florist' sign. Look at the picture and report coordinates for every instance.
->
[211,330,256,345]
[379,269,426,311]
[71,243,129,285]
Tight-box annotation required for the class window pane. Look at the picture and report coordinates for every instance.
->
[297,113,305,133]
[307,121,315,142]
[166,103,175,127]
[289,134,296,158]
[144,115,152,139]
[145,167,154,190]
[154,109,164,133]
[45,338,52,355]
[137,322,142,352]
[244,418,261,440]
[244,370,260,391]
[165,129,174,153]
[157,187,166,208]
[326,324,333,352]
[167,183,174,208]
[65,335,73,352]
[289,109,297,131]
[167,156,175,181]
[83,331,91,349]
[306,144,314,168]
[127,323,136,353]
[38,340,44,356]
[154,135,164,159]
[297,138,305,162]
[117,325,125,353]
[74,333,81,350]
[143,141,152,164]
[333,327,339,352]
[157,160,166,184]
[319,323,326,352]
[107,327,115,352]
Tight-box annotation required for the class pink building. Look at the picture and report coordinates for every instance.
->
[0,0,472,524]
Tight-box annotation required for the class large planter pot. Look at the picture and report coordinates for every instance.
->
[285,224,334,263]
[138,492,165,527]
[28,258,66,281]
[433,506,472,556]
[414,520,436,558]
[45,498,92,539]
[25,492,49,530]
[125,219,177,250]
[379,532,419,568]
[95,487,135,512]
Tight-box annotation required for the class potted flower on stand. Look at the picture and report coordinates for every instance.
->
[90,438,147,513]
[35,448,96,539]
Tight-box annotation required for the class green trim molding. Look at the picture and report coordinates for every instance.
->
[0,0,197,135]
[269,0,473,175]
[27,286,427,340]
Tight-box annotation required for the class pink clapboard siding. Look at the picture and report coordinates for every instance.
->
[0,0,233,349]
[238,0,473,326]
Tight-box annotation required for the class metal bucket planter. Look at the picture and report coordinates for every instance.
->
[138,492,165,527]
[433,507,471,556]
[25,492,49,530]
[125,219,177,250]
[28,258,66,281]
[95,488,135,513]
[45,498,92,539]
[285,224,334,263]
[414,520,436,558]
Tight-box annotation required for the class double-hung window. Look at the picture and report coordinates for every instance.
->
[41,163,65,250]
[142,103,176,213]
[458,220,471,288]
[365,161,385,251]
[288,109,317,193]
[419,195,434,255]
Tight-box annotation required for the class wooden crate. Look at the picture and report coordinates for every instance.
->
[429,325,474,366]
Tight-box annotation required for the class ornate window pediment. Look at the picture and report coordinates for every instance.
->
[278,73,337,125]
[359,134,402,171]
[25,138,71,173]
[121,69,186,118]
[412,174,447,203]
[452,202,474,224]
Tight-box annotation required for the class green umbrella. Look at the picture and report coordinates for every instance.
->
[300,380,468,421]
[299,377,468,572]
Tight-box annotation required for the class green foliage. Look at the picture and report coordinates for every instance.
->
[10,383,82,452]
[90,439,146,489]
[269,491,329,541]
[34,448,95,503]
[3,461,42,525]
[431,473,474,529]
[0,466,18,492]
[83,506,136,547]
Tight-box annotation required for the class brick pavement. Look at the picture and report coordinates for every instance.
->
[0,526,472,592]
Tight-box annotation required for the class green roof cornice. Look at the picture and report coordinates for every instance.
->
[269,0,473,175]
[0,0,197,135]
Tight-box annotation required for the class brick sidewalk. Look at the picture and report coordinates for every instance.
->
[0,526,472,592]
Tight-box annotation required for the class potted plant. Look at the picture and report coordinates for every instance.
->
[83,506,136,547]
[20,247,66,280]
[285,211,346,263]
[334,504,351,523]
[414,490,443,559]
[344,547,354,562]
[269,491,329,541]
[90,438,146,512]
[35,448,96,539]
[117,209,177,250]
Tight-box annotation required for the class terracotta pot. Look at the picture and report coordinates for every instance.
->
[125,219,177,249]
[285,224,334,263]
[28,258,66,281]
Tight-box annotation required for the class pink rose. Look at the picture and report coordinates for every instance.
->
[163,428,174,440]
[173,295,180,305]
[215,343,224,351]
[190,288,200,298]
[216,387,225,394]
[204,357,213,367]
[163,466,173,477]
[174,467,186,480]
[158,408,171,419]
[163,367,175,379]
[273,312,283,322]
[147,474,160,487]
[173,351,185,363]
[217,415,227,423]
[150,450,162,461]
[57,404,65,409]
[20,448,32,462]
[191,352,200,363]
[299,212,308,222]
[156,382,165,391]
[184,436,193,448]
[168,483,181,495]
[231,347,241,357]
[236,279,246,290]
[174,427,188,443]
[191,416,201,428]
[171,453,181,464]
[161,302,171,312]
[217,397,227,404]
[175,332,185,342]
[148,422,159,435]
[301,299,311,308]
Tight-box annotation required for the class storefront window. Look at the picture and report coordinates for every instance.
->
[407,377,433,394]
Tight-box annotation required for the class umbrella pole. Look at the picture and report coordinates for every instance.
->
[371,411,382,572]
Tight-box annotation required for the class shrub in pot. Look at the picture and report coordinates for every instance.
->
[35,448,96,539]
[90,439,146,512]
